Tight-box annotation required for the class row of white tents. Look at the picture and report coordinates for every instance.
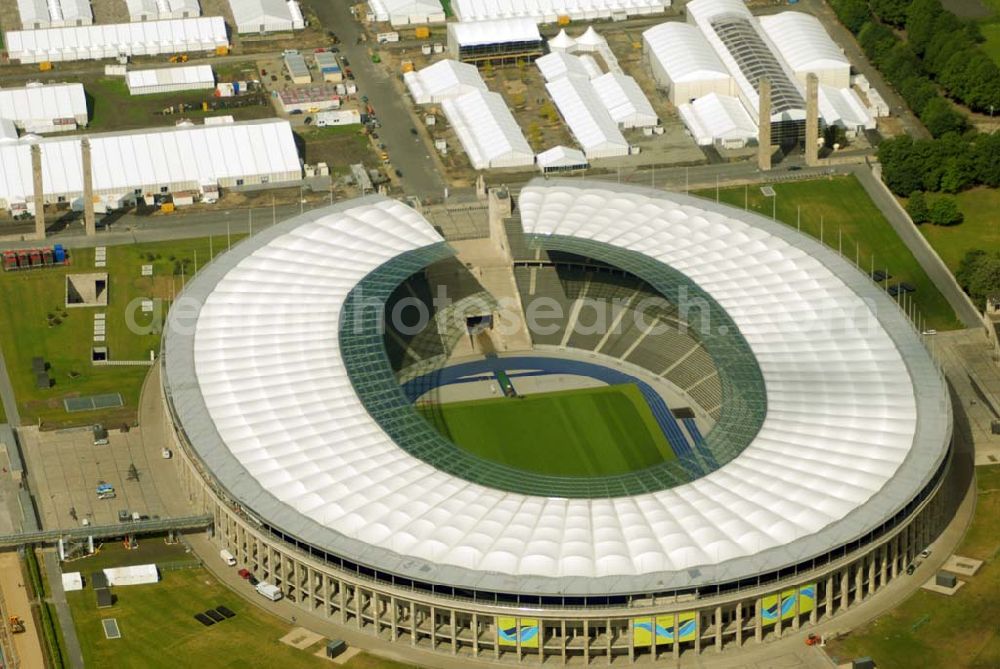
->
[125,0,201,22]
[0,82,88,134]
[17,0,91,30]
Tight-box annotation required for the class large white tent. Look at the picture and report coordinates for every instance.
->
[536,145,587,172]
[677,92,757,148]
[228,0,303,33]
[0,82,87,133]
[126,64,215,95]
[104,565,158,586]
[17,0,92,29]
[0,119,301,211]
[447,17,541,49]
[404,59,486,104]
[440,90,534,170]
[452,0,667,24]
[125,0,200,22]
[591,72,658,129]
[819,85,875,137]
[536,52,595,83]
[643,22,733,105]
[368,0,444,25]
[759,12,850,89]
[6,17,229,63]
[546,75,629,159]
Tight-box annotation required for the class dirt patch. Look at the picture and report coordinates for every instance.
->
[944,0,993,19]
[0,552,45,669]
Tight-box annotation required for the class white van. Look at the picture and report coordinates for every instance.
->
[219,549,236,566]
[256,581,283,601]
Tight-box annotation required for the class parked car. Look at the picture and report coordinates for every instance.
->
[395,169,403,178]
[238,568,251,580]
[248,575,259,586]
[906,563,916,575]
[117,509,130,522]
[304,116,313,125]
[410,128,418,136]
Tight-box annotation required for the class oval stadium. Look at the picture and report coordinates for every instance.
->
[161,180,952,663]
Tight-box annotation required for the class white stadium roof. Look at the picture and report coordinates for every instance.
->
[126,65,215,94]
[6,17,228,63]
[17,0,92,29]
[758,12,849,77]
[163,181,948,595]
[228,0,303,33]
[590,72,658,128]
[678,92,756,146]
[545,75,629,158]
[0,82,87,127]
[452,0,666,23]
[0,119,300,206]
[447,18,540,47]
[403,59,486,104]
[642,22,730,84]
[440,90,534,169]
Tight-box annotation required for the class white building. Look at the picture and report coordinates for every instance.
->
[452,0,667,24]
[126,65,214,95]
[818,85,875,137]
[643,22,733,105]
[125,0,200,22]
[228,0,304,33]
[368,0,444,26]
[17,0,92,29]
[677,92,757,148]
[6,17,229,64]
[0,82,87,133]
[440,90,534,170]
[536,145,588,173]
[404,59,486,104]
[0,119,301,212]
[545,75,629,159]
[759,12,850,89]
[447,18,543,63]
[536,52,598,83]
[104,565,158,586]
[591,72,658,129]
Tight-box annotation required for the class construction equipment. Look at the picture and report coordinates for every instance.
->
[160,202,175,213]
[401,60,414,73]
[9,616,25,633]
[414,26,430,39]
[169,54,189,63]
[38,61,53,71]
[215,45,229,56]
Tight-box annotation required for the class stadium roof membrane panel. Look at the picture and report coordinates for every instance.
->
[164,182,950,596]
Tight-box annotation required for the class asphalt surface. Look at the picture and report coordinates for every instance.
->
[43,549,85,669]
[301,0,446,199]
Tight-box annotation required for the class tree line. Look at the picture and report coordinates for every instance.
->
[956,249,1000,309]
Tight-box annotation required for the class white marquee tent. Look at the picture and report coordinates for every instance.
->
[536,52,596,83]
[819,85,875,137]
[643,22,733,105]
[452,0,667,24]
[536,145,588,172]
[404,59,486,104]
[548,28,576,53]
[759,12,850,89]
[125,0,201,22]
[448,18,541,49]
[6,16,229,63]
[591,72,658,128]
[0,82,88,132]
[17,0,92,29]
[440,90,534,170]
[104,564,159,586]
[126,64,215,95]
[545,75,629,159]
[677,92,757,148]
[369,0,444,25]
[228,0,303,33]
[0,119,301,210]
[61,572,83,592]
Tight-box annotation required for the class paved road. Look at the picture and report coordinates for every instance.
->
[0,344,20,428]
[852,165,982,327]
[42,549,85,669]
[301,0,446,199]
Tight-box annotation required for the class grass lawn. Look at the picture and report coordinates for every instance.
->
[418,384,675,477]
[83,76,275,133]
[0,236,242,428]
[698,176,962,331]
[63,535,197,572]
[914,188,1000,273]
[981,22,1000,66]
[824,465,1000,669]
[66,568,418,669]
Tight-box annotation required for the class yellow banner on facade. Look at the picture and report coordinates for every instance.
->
[633,612,697,646]
[497,617,540,648]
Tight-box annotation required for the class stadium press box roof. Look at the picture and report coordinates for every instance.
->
[163,182,949,596]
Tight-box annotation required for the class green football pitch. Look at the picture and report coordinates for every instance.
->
[417,384,676,477]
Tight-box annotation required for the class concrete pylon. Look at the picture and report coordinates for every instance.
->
[31,144,46,240]
[757,78,772,172]
[487,187,513,260]
[805,73,820,167]
[81,138,96,236]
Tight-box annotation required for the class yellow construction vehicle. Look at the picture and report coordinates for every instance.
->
[215,45,229,56]
[38,61,53,71]
[9,616,25,633]
[401,60,414,73]
[414,26,430,39]
[168,54,189,63]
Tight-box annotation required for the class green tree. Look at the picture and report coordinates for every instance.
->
[927,195,964,226]
[870,0,909,26]
[956,249,1000,308]
[906,191,929,224]
[920,97,968,137]
[831,0,870,34]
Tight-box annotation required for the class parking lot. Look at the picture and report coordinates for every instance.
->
[19,421,176,530]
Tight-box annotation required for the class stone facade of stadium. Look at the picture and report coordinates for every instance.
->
[165,387,952,662]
